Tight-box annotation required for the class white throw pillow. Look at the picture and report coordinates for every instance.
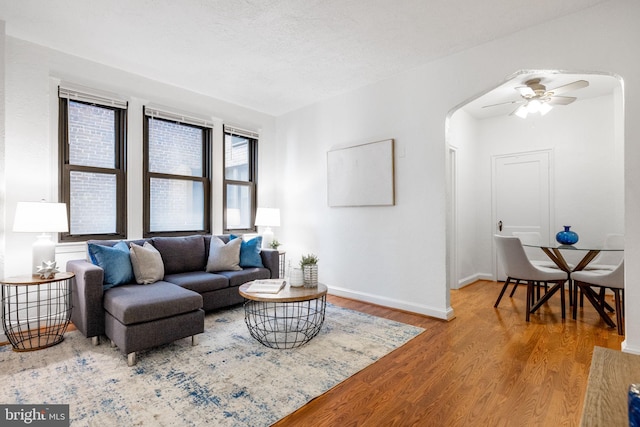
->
[206,236,242,272]
[129,242,165,284]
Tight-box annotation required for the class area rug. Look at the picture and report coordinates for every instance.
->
[0,303,424,426]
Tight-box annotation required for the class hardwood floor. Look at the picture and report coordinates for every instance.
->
[273,280,625,426]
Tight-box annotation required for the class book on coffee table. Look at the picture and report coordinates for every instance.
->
[245,279,287,294]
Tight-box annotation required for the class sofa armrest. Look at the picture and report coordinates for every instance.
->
[67,259,106,339]
[260,249,280,278]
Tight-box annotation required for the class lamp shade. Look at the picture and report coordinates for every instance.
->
[13,201,69,233]
[254,208,280,227]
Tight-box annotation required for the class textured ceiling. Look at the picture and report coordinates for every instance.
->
[0,0,610,115]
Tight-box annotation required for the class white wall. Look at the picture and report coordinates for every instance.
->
[277,77,454,320]
[275,0,640,352]
[1,36,277,277]
[482,93,621,239]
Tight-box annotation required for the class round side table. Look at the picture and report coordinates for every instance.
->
[0,272,74,351]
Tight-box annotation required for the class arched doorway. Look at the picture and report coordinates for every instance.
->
[446,70,624,291]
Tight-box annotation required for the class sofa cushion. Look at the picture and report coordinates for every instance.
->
[218,267,271,287]
[152,235,206,274]
[103,281,202,325]
[164,271,229,294]
[206,236,242,272]
[129,242,164,284]
[230,234,264,268]
[87,238,148,253]
[204,235,230,261]
[88,241,134,289]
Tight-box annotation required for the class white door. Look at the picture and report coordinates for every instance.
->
[493,150,552,280]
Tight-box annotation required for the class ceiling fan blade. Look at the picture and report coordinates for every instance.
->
[482,99,524,109]
[548,96,576,105]
[549,80,589,95]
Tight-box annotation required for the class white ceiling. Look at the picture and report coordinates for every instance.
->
[0,0,612,116]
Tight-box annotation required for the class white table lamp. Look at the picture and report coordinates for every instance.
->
[13,201,69,274]
[254,208,280,249]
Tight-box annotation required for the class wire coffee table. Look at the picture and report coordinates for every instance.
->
[239,282,327,349]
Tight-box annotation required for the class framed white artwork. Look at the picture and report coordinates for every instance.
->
[327,139,395,207]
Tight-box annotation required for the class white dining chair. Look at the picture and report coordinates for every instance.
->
[508,232,553,299]
[584,233,624,270]
[512,231,560,269]
[494,235,569,321]
[571,260,624,335]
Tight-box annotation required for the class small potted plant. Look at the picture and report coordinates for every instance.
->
[269,239,281,250]
[300,253,319,287]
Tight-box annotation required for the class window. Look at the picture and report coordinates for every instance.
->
[223,125,258,232]
[59,85,128,242]
[143,107,212,237]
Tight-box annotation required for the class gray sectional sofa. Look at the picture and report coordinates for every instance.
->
[66,234,279,365]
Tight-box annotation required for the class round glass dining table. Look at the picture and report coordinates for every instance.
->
[522,243,623,272]
[522,242,624,322]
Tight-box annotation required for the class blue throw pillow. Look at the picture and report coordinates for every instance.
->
[230,235,264,268]
[88,241,135,289]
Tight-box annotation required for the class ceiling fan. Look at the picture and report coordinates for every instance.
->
[483,78,590,118]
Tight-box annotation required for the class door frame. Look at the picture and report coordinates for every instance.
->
[447,145,458,290]
[491,149,555,280]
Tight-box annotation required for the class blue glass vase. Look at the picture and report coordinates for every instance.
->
[556,226,579,245]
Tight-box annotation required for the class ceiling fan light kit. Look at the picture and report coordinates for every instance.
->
[514,104,537,119]
[515,98,553,118]
[514,105,529,119]
[483,77,589,119]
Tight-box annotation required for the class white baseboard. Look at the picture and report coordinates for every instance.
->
[621,339,640,354]
[327,285,455,321]
[456,273,493,289]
